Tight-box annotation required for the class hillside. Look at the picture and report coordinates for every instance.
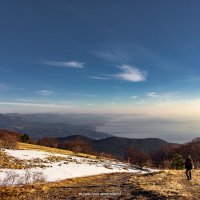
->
[0,114,111,140]
[1,143,200,199]
[57,135,178,158]
[0,143,157,186]
[5,113,108,127]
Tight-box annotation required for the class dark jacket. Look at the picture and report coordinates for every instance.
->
[185,158,193,170]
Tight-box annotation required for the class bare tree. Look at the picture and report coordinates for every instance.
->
[61,139,93,154]
[37,137,59,148]
[150,145,174,168]
[0,134,18,149]
[124,147,151,167]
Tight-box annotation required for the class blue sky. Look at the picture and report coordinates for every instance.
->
[1,0,200,116]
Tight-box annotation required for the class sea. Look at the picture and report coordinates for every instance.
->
[96,115,200,143]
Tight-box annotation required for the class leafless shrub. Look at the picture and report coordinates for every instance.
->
[20,170,46,184]
[0,140,3,150]
[1,170,46,186]
[32,171,45,183]
[73,139,92,153]
[37,137,58,148]
[0,134,18,149]
[24,169,32,184]
[97,152,117,160]
[1,171,20,186]
[162,160,171,169]
[60,139,93,154]
[124,147,151,168]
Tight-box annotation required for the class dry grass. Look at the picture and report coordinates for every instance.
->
[1,143,200,199]
[1,170,200,199]
[0,149,48,169]
[18,143,97,159]
[1,142,115,171]
[0,149,26,169]
[133,170,200,199]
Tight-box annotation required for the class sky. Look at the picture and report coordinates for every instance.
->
[1,0,200,120]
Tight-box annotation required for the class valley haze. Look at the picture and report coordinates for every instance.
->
[1,113,199,143]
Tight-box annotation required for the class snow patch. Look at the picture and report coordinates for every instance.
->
[4,149,52,160]
[0,149,159,186]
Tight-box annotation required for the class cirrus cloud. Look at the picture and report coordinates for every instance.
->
[36,90,55,96]
[146,92,158,98]
[114,65,147,82]
[130,95,138,99]
[42,60,85,68]
[88,65,147,83]
[88,76,110,80]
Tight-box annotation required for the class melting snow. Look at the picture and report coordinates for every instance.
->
[0,149,159,186]
[4,149,52,160]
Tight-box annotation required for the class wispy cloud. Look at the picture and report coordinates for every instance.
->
[114,65,147,82]
[0,101,73,109]
[95,43,182,74]
[94,42,161,63]
[15,98,41,103]
[95,48,130,62]
[42,60,85,68]
[36,90,55,96]
[88,76,110,80]
[146,92,158,98]
[130,95,138,99]
[88,65,147,82]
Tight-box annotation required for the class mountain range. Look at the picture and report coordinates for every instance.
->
[57,135,178,158]
[0,113,179,159]
[0,114,111,139]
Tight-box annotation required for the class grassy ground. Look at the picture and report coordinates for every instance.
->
[0,143,99,170]
[18,143,97,159]
[0,149,26,169]
[0,170,200,199]
[1,143,200,199]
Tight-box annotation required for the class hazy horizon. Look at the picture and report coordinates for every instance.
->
[1,112,199,144]
[96,115,200,144]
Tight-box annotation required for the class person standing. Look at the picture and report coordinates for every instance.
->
[184,155,193,180]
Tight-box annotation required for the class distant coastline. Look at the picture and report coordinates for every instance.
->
[96,116,200,143]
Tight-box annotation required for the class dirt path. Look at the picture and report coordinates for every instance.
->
[1,171,200,200]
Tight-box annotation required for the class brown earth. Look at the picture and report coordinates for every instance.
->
[1,170,200,200]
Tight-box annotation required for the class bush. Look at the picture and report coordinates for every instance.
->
[1,170,46,186]
[97,152,117,160]
[20,133,30,143]
[171,153,184,169]
[60,139,93,154]
[37,137,58,148]
[124,147,151,167]
[0,134,18,149]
